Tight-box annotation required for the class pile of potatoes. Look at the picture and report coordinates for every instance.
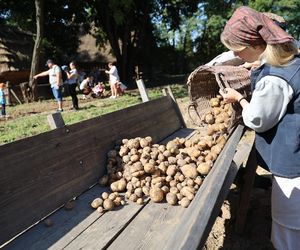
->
[201,95,233,136]
[95,96,232,209]
[91,191,125,213]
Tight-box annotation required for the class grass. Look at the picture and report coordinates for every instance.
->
[0,84,188,145]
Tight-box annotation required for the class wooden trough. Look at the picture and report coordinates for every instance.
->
[0,94,255,250]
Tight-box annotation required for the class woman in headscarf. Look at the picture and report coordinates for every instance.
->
[219,6,300,250]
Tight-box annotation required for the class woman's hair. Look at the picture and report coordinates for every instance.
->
[221,36,299,66]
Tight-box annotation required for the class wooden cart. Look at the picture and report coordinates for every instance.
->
[0,95,255,250]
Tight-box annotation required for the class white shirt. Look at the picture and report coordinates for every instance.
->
[49,65,61,88]
[206,51,243,66]
[80,79,90,90]
[107,66,120,84]
[68,69,78,85]
[242,75,294,133]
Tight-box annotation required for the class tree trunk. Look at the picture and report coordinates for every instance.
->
[28,0,44,102]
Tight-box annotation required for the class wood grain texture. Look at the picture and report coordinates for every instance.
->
[5,186,108,250]
[0,96,182,245]
[107,202,185,250]
[163,125,244,250]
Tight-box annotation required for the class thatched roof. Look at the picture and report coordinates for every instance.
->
[0,25,33,74]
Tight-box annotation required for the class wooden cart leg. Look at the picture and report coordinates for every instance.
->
[235,145,258,234]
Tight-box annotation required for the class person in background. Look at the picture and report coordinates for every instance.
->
[92,82,106,98]
[105,62,120,99]
[219,6,300,249]
[0,82,7,118]
[34,59,63,112]
[80,76,94,99]
[65,61,79,110]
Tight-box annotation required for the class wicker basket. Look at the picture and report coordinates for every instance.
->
[187,65,251,129]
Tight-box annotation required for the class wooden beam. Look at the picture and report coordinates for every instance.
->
[136,79,150,102]
[10,89,22,105]
[47,113,65,129]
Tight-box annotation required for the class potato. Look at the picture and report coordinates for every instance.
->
[125,191,131,199]
[110,178,127,192]
[129,194,138,202]
[177,193,183,201]
[127,139,140,149]
[161,185,170,194]
[166,141,179,154]
[142,186,150,196]
[91,198,103,209]
[181,164,198,179]
[101,192,109,200]
[211,144,222,155]
[176,183,183,191]
[97,206,104,213]
[181,188,195,201]
[166,192,178,205]
[170,186,179,194]
[168,156,177,165]
[108,193,117,201]
[103,199,115,211]
[194,176,203,186]
[187,179,194,187]
[209,97,220,107]
[122,155,130,163]
[134,187,143,198]
[114,196,122,206]
[179,197,191,208]
[149,187,164,202]
[145,136,152,143]
[205,114,215,124]
[166,165,177,176]
[136,198,144,205]
[197,162,212,175]
[144,163,156,173]
[163,150,171,158]
[130,154,140,163]
[140,138,150,148]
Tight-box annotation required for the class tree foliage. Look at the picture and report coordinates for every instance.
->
[1,0,300,83]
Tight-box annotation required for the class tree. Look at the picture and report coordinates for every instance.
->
[28,0,44,102]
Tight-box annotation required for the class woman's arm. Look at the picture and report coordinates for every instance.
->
[220,76,294,132]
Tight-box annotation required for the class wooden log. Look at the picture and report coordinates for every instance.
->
[10,89,22,105]
[47,113,65,129]
[136,79,150,102]
[0,96,182,246]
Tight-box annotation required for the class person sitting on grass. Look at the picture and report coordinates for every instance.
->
[0,82,7,118]
[79,76,94,99]
[92,82,106,98]
[34,59,63,112]
[116,82,127,96]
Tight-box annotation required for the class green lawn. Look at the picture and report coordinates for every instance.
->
[0,84,188,145]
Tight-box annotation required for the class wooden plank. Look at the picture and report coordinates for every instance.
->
[163,125,245,250]
[136,79,149,102]
[235,145,258,234]
[5,186,108,250]
[0,96,182,245]
[107,202,185,250]
[47,113,65,129]
[64,200,149,250]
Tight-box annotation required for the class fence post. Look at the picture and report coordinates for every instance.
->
[136,79,150,102]
[47,112,65,129]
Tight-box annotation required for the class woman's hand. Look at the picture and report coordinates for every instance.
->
[219,88,243,103]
